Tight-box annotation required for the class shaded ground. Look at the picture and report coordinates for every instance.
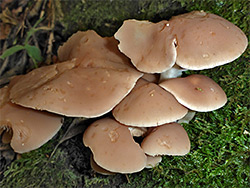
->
[0,0,249,187]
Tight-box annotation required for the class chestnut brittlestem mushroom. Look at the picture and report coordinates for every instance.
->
[113,79,188,127]
[160,74,227,123]
[83,118,147,174]
[0,86,63,153]
[141,122,190,156]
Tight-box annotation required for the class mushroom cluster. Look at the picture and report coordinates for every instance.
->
[0,11,247,174]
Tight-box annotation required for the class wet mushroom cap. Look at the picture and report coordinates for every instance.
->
[141,122,190,156]
[169,11,248,70]
[113,79,188,127]
[83,118,147,173]
[9,57,143,117]
[115,19,177,73]
[0,86,63,153]
[90,154,115,175]
[159,74,227,112]
[58,30,131,66]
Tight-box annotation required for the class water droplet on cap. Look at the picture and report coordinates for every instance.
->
[109,130,119,143]
[202,53,210,58]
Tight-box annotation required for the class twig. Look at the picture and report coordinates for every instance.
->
[28,0,43,19]
[26,19,40,49]
[125,174,131,184]
[45,0,55,64]
[49,117,86,159]
[0,57,10,76]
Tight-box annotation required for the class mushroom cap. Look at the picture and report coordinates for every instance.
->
[141,122,190,156]
[58,30,131,66]
[0,86,63,153]
[115,19,177,73]
[90,154,115,175]
[83,118,147,173]
[169,11,248,70]
[113,79,188,127]
[9,58,143,117]
[159,74,227,112]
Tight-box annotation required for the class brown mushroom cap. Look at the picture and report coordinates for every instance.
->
[159,74,227,112]
[113,79,188,127]
[0,86,63,153]
[90,154,115,175]
[9,57,143,117]
[115,19,177,73]
[83,118,147,173]
[169,11,248,70]
[141,122,190,156]
[58,30,131,66]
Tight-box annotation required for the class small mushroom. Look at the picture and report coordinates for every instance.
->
[113,79,188,127]
[115,19,177,73]
[159,74,227,112]
[0,86,63,153]
[83,118,147,173]
[169,11,248,70]
[141,122,190,156]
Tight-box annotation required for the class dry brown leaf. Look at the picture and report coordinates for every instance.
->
[0,23,11,39]
[0,8,19,25]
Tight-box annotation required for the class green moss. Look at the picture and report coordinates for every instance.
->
[0,140,81,188]
[59,0,185,37]
[84,175,110,188]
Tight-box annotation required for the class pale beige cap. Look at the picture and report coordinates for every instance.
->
[115,19,177,73]
[58,30,131,66]
[169,11,248,70]
[9,57,143,117]
[141,122,190,156]
[0,86,63,153]
[113,79,188,127]
[83,118,147,173]
[90,154,115,175]
[159,74,227,112]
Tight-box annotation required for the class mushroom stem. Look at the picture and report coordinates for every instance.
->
[159,64,186,82]
[177,110,196,124]
[128,127,147,137]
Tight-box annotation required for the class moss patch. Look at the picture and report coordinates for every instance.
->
[59,0,186,37]
[0,140,81,188]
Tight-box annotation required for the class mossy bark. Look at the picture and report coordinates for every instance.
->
[58,0,186,37]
